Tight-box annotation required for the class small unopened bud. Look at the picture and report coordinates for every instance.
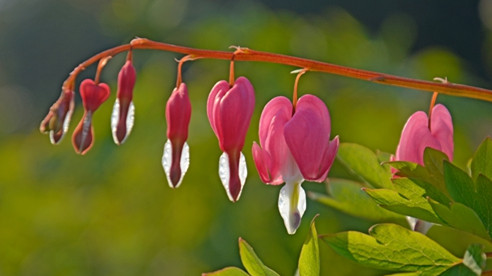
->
[111,60,137,145]
[72,79,110,155]
[39,88,75,144]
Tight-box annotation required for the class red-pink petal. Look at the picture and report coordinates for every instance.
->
[430,104,453,161]
[207,80,230,137]
[117,60,136,102]
[253,96,294,185]
[166,83,192,142]
[80,79,110,112]
[395,111,441,165]
[284,95,334,181]
[207,77,255,152]
[39,88,75,144]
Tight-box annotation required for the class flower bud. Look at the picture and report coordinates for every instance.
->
[39,88,74,144]
[72,79,110,155]
[162,82,192,188]
[111,60,137,145]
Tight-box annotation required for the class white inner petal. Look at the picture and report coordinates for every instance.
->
[162,139,172,187]
[110,99,120,143]
[111,99,135,145]
[179,142,190,187]
[219,152,247,202]
[162,140,190,188]
[278,180,306,235]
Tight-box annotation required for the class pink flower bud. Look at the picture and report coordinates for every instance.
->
[72,79,110,155]
[39,88,75,144]
[111,60,137,145]
[395,104,453,165]
[207,77,255,202]
[162,82,192,188]
[252,95,339,234]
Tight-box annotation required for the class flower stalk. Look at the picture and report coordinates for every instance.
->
[59,37,492,103]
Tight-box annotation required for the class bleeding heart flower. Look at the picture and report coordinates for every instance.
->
[395,103,453,165]
[72,79,110,155]
[207,76,255,202]
[394,103,453,234]
[111,60,137,145]
[162,82,192,188]
[39,88,75,144]
[252,95,339,234]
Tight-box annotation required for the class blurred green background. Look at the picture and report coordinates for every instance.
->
[1,0,492,275]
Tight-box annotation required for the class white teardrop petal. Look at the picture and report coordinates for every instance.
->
[162,139,173,187]
[111,99,120,143]
[219,152,247,202]
[162,140,190,188]
[111,99,135,145]
[278,181,306,235]
[178,142,190,188]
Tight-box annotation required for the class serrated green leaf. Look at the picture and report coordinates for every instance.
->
[308,178,402,221]
[238,238,279,276]
[428,199,490,240]
[336,143,393,189]
[444,162,492,238]
[462,244,486,275]
[387,148,451,205]
[202,267,250,276]
[364,178,443,224]
[470,138,492,181]
[322,223,460,275]
[298,216,319,276]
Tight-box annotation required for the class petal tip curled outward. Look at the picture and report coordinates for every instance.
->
[111,60,137,145]
[163,82,192,188]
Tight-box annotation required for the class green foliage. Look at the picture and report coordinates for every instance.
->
[298,216,320,276]
[336,143,393,189]
[322,223,460,275]
[313,139,492,275]
[239,238,279,276]
[206,218,322,276]
[203,267,250,276]
[309,178,403,221]
[470,138,492,181]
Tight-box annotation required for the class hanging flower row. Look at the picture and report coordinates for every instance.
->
[39,38,490,234]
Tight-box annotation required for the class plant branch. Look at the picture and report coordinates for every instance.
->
[62,37,492,103]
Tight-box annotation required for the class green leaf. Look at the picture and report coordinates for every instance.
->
[387,148,451,205]
[385,273,422,276]
[444,162,492,238]
[322,223,460,275]
[440,264,476,276]
[462,244,486,275]
[470,138,492,181]
[308,178,403,221]
[298,215,319,276]
[364,178,443,224]
[426,225,492,258]
[202,267,250,276]
[238,238,279,276]
[428,199,490,240]
[336,143,393,189]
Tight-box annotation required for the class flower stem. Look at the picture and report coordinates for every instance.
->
[61,37,492,103]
